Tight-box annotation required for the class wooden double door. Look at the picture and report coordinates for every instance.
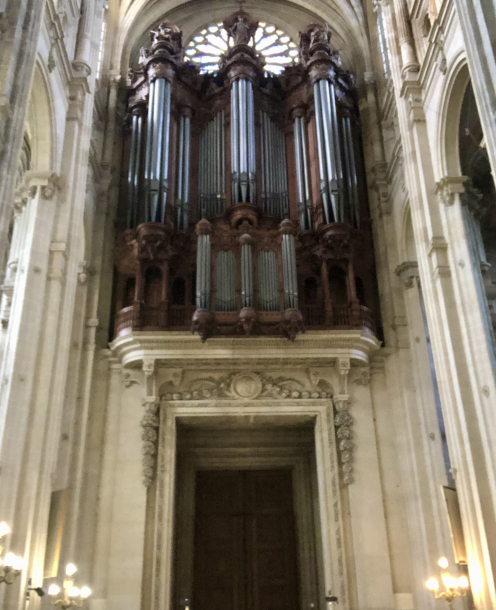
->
[193,470,300,610]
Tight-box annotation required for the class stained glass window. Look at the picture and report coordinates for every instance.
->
[185,22,298,75]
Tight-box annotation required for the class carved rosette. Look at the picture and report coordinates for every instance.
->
[334,395,354,484]
[141,398,160,487]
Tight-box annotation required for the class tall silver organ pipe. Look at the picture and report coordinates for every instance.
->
[176,110,191,230]
[216,251,237,311]
[292,115,312,230]
[260,112,289,218]
[127,106,145,228]
[258,250,279,311]
[231,78,256,204]
[313,78,345,223]
[196,233,211,309]
[342,115,360,228]
[281,234,298,309]
[241,239,254,307]
[199,111,226,218]
[144,77,172,223]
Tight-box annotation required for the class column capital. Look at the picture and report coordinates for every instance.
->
[395,261,419,288]
[25,172,62,200]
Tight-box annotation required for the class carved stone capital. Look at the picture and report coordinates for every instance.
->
[395,261,419,289]
[435,176,466,207]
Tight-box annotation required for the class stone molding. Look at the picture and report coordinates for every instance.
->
[110,330,381,369]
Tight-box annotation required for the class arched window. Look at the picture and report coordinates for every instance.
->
[185,22,298,74]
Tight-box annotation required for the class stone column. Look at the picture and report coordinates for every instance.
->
[0,172,60,610]
[392,0,420,76]
[0,0,49,272]
[395,261,457,609]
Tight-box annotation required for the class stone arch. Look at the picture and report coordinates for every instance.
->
[118,0,371,81]
[437,53,471,179]
[26,58,56,172]
[399,202,418,264]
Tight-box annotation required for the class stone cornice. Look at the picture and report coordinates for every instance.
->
[110,330,381,369]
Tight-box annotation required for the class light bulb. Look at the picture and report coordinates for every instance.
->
[48,584,61,596]
[80,586,92,598]
[66,563,77,576]
[68,586,80,598]
[442,575,458,589]
[458,576,469,589]
[3,552,15,567]
[438,557,449,569]
[426,578,439,591]
[12,555,24,571]
[0,522,10,538]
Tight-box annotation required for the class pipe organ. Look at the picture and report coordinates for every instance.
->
[114,13,378,341]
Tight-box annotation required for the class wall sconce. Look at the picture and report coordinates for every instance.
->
[47,563,91,609]
[426,557,469,608]
[0,522,25,585]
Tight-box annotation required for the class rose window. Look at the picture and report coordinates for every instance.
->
[185,22,298,74]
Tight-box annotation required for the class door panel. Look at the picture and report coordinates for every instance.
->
[193,470,299,610]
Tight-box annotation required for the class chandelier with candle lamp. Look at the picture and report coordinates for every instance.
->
[47,563,91,609]
[425,557,470,608]
[0,522,24,585]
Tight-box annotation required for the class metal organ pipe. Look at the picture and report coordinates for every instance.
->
[216,251,236,311]
[196,234,211,309]
[176,111,191,230]
[282,234,298,309]
[313,78,347,224]
[293,115,312,230]
[261,111,289,218]
[231,78,256,204]
[127,107,144,228]
[199,112,226,218]
[258,251,279,311]
[343,116,359,228]
[241,241,253,308]
[144,77,172,223]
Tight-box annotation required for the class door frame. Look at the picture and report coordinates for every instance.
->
[147,401,348,610]
[175,452,317,610]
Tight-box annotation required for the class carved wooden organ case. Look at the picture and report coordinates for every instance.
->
[114,13,379,341]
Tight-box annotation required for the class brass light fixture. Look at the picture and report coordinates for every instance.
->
[47,563,91,609]
[0,522,25,585]
[426,557,469,608]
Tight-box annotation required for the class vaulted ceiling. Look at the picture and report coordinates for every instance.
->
[115,0,373,79]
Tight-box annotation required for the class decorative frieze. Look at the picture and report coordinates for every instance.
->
[141,398,160,487]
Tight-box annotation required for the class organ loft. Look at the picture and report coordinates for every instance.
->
[114,12,379,343]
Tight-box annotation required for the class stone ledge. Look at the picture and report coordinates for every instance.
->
[110,329,381,368]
